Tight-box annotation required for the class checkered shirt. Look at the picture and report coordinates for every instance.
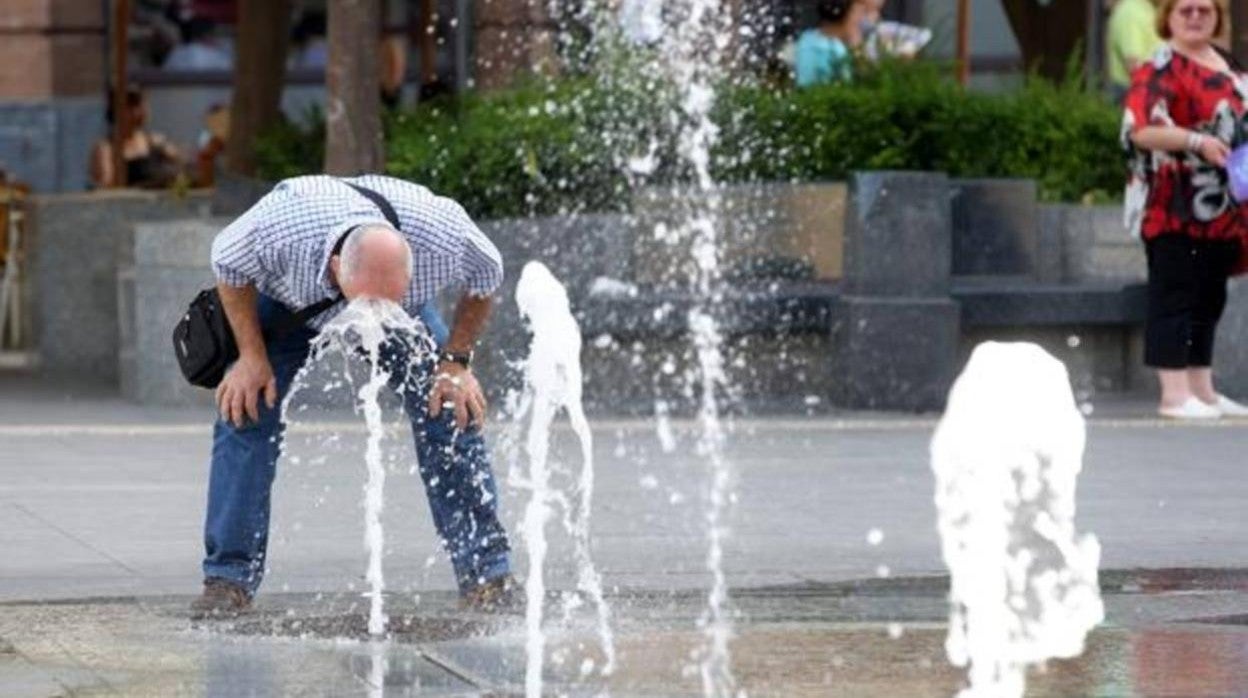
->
[210,174,503,328]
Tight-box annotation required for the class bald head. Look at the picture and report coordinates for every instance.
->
[330,224,413,302]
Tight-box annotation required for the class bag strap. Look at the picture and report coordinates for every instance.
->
[267,181,399,339]
[265,294,340,341]
[292,295,340,323]
[343,180,402,230]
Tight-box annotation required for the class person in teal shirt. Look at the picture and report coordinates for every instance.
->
[795,0,864,87]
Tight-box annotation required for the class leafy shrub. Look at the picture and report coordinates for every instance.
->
[253,107,325,182]
[255,61,1123,219]
[715,61,1122,203]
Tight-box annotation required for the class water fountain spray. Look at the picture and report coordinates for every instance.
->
[285,299,435,639]
[931,342,1104,698]
[548,1,741,692]
[513,261,616,697]
[651,2,741,695]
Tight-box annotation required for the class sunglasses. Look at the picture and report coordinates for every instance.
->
[1176,5,1215,19]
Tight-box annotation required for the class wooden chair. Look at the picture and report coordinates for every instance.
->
[0,179,30,350]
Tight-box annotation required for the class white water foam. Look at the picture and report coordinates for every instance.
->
[619,0,664,44]
[930,342,1104,698]
[513,261,616,697]
[285,299,435,638]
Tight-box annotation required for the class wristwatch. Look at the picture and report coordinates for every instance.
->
[437,349,474,368]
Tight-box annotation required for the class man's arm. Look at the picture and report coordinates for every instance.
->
[416,194,503,429]
[209,188,284,426]
[216,282,278,427]
[429,293,493,429]
[444,293,492,355]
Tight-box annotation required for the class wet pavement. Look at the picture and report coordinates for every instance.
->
[2,380,1247,695]
[2,570,1248,696]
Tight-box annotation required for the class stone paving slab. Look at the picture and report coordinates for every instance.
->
[2,380,1247,694]
[2,580,1247,697]
[3,400,1248,602]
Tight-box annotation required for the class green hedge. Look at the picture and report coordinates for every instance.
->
[256,62,1123,220]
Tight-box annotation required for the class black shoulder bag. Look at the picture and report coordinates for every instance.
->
[172,181,402,389]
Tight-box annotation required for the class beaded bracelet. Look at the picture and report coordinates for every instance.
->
[1186,131,1205,153]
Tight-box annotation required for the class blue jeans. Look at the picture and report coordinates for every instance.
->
[201,296,511,595]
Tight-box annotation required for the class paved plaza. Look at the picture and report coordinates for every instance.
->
[1,376,1246,695]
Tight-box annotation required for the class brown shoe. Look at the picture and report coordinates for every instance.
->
[190,578,252,619]
[460,574,524,613]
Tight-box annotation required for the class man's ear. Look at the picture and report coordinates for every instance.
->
[329,255,341,284]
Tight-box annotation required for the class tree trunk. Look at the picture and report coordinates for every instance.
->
[325,0,383,175]
[110,0,131,187]
[473,0,558,90]
[956,0,970,86]
[1000,0,1088,83]
[226,0,291,177]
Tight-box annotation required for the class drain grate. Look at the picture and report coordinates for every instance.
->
[1105,568,1248,594]
[224,613,500,643]
[1183,614,1248,626]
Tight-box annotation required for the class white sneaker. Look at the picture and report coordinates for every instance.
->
[1215,394,1248,417]
[1158,397,1222,420]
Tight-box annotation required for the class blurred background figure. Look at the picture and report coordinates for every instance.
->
[795,0,865,87]
[859,0,932,62]
[89,86,183,189]
[194,103,230,187]
[380,29,407,110]
[1107,0,1162,103]
[290,10,329,70]
[163,16,233,71]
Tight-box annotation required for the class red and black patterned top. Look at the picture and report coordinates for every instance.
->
[1122,45,1248,244]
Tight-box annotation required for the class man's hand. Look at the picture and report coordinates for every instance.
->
[429,362,487,430]
[215,353,277,428]
[214,283,272,428]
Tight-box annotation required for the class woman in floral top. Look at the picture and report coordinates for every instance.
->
[1123,0,1248,419]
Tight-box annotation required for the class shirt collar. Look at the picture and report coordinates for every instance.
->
[318,215,391,293]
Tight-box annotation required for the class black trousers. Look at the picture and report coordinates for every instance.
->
[1145,234,1240,369]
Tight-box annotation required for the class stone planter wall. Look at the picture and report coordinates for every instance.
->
[27,190,211,386]
[27,176,1248,410]
[123,218,221,405]
[631,182,845,284]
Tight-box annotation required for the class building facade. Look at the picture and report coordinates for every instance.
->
[0,0,1098,193]
[0,0,107,192]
